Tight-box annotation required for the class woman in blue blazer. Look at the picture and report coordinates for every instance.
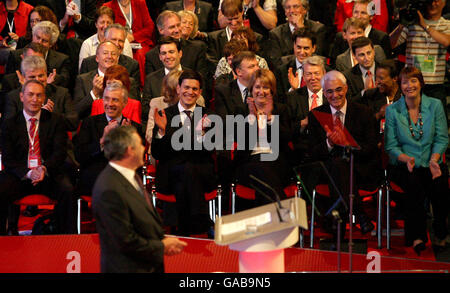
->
[385,66,449,255]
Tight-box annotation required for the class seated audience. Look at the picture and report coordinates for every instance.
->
[214,38,247,82]
[164,0,215,33]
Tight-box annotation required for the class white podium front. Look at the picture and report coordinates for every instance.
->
[214,197,307,273]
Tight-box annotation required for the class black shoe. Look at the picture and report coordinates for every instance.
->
[413,242,426,256]
[7,227,19,236]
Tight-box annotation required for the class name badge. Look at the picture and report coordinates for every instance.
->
[413,55,436,73]
[28,155,41,169]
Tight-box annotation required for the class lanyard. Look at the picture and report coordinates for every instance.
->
[6,16,14,33]
[118,2,133,32]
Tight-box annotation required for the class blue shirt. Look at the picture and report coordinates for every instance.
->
[384,94,448,167]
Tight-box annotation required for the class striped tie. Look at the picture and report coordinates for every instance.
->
[29,118,41,163]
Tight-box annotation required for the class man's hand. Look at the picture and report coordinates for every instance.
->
[100,119,119,147]
[162,237,187,256]
[195,114,211,134]
[30,166,46,186]
[288,67,299,90]
[92,74,104,99]
[154,108,167,136]
[42,99,55,112]
[47,69,57,84]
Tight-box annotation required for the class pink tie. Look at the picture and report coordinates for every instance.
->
[365,70,375,89]
[310,94,318,111]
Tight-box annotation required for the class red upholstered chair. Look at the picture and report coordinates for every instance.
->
[90,98,142,124]
[13,194,57,233]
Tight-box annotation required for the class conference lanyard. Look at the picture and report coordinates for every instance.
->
[118,2,133,33]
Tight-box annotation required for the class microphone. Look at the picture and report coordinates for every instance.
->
[249,174,290,223]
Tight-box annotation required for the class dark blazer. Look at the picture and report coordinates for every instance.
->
[275,55,297,103]
[73,70,141,120]
[306,101,380,183]
[35,0,97,40]
[0,109,68,179]
[206,28,263,65]
[214,79,248,120]
[330,28,392,66]
[0,73,20,116]
[268,20,328,67]
[163,0,215,32]
[335,45,386,73]
[151,103,216,194]
[344,63,380,102]
[144,39,208,78]
[92,164,165,273]
[5,49,72,89]
[79,54,141,87]
[4,84,78,131]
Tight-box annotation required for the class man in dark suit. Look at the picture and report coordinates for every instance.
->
[33,0,97,40]
[344,37,379,102]
[74,81,142,197]
[268,0,327,67]
[5,22,72,89]
[330,0,392,65]
[0,80,76,235]
[306,70,380,237]
[287,55,327,165]
[163,0,215,32]
[3,55,79,132]
[145,11,209,84]
[275,29,322,103]
[73,40,139,120]
[152,69,217,236]
[79,24,141,87]
[142,37,186,131]
[92,125,187,273]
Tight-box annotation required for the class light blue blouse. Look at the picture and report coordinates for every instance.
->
[384,94,448,167]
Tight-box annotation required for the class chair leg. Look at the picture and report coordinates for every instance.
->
[377,188,383,249]
[310,189,316,249]
[231,183,236,214]
[77,198,81,235]
[217,186,222,218]
[296,182,304,248]
[386,187,391,250]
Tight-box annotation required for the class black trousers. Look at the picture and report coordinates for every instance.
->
[0,172,77,235]
[388,163,449,245]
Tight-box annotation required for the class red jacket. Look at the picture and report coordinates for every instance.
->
[334,0,388,33]
[103,0,155,49]
[0,1,34,40]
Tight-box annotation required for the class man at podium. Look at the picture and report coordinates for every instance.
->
[305,70,382,239]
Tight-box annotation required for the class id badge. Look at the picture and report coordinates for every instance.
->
[28,154,41,169]
[380,118,385,133]
[413,55,436,73]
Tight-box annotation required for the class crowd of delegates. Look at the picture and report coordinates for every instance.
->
[0,0,449,253]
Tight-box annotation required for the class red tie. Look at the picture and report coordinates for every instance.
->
[28,118,41,166]
[365,70,375,89]
[310,93,318,111]
[334,111,343,129]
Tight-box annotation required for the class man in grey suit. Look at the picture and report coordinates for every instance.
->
[92,121,187,273]
[335,18,386,73]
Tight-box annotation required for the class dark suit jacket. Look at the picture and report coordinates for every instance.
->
[360,87,402,131]
[142,67,168,128]
[306,101,380,184]
[268,20,328,67]
[5,49,72,89]
[4,84,79,131]
[275,55,297,103]
[151,104,216,194]
[344,63,380,102]
[92,164,165,273]
[73,70,141,120]
[214,79,248,120]
[144,39,208,78]
[0,109,68,179]
[330,28,392,66]
[79,54,141,87]
[335,46,385,73]
[163,0,214,32]
[35,0,97,40]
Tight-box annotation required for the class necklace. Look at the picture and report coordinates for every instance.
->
[405,100,423,141]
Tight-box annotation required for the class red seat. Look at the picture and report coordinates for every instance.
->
[13,194,56,206]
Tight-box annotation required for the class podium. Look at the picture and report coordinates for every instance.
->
[214,197,308,273]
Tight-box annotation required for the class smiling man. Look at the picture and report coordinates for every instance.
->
[142,37,186,132]
[74,81,142,197]
[151,69,217,237]
[305,70,381,243]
